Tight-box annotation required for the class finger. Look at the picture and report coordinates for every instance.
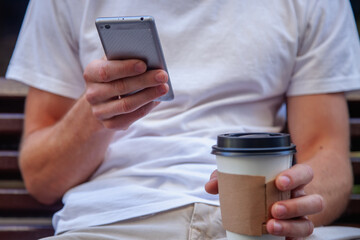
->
[271,194,324,219]
[86,70,168,105]
[102,101,160,130]
[276,164,313,191]
[83,59,147,83]
[205,170,218,194]
[266,217,314,238]
[92,84,168,120]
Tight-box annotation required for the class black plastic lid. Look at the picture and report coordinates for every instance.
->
[212,133,296,156]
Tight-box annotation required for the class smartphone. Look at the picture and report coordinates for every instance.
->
[96,16,174,101]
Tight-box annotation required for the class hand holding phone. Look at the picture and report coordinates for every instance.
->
[96,16,174,101]
[82,16,172,130]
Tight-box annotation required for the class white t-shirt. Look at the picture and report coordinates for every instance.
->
[6,0,360,234]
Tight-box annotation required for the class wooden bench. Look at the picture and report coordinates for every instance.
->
[0,79,63,240]
[333,91,360,227]
[0,79,359,239]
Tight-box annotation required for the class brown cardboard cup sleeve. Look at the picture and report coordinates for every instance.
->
[218,172,290,236]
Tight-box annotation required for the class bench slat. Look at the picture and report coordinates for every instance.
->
[0,79,28,97]
[352,156,360,184]
[0,227,54,240]
[0,151,19,171]
[0,188,63,216]
[0,151,21,179]
[0,113,23,151]
[350,118,360,137]
[334,194,360,227]
[0,113,23,133]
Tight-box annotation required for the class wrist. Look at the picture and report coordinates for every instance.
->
[78,94,115,135]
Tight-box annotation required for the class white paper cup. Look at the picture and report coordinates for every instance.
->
[212,133,296,240]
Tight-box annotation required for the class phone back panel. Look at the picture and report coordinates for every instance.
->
[96,16,174,101]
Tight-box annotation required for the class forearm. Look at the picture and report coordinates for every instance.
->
[299,142,352,226]
[20,95,115,204]
[21,58,167,204]
[287,93,352,226]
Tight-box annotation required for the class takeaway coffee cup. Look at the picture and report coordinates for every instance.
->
[212,133,296,240]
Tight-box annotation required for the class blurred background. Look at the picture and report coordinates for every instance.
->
[0,0,359,77]
[0,0,28,76]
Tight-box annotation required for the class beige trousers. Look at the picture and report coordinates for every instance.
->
[41,202,360,240]
[41,203,227,240]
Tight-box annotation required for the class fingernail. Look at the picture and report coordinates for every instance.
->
[274,204,287,218]
[278,176,291,189]
[157,84,168,94]
[155,72,168,83]
[273,221,282,234]
[134,61,146,73]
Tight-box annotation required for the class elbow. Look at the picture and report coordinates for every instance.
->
[22,169,62,205]
[324,165,353,225]
[341,161,354,208]
[342,170,354,211]
[23,177,61,205]
[20,158,62,205]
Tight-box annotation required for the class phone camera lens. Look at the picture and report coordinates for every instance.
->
[105,25,111,29]
[140,17,144,21]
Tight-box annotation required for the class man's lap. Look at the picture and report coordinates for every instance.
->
[41,203,226,240]
[41,203,360,240]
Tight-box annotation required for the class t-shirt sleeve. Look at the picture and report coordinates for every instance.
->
[5,0,85,99]
[287,0,360,96]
